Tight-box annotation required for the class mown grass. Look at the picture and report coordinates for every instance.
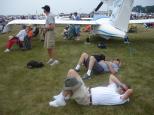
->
[0,25,154,115]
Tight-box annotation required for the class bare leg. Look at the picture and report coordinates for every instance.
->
[88,56,96,70]
[49,69,80,107]
[82,56,97,79]
[75,52,89,71]
[67,69,81,78]
[48,48,54,59]
[62,69,81,97]
[78,52,89,65]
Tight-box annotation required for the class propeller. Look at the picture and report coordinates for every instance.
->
[89,1,104,17]
[95,1,104,12]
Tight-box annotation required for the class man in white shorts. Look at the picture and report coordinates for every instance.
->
[49,69,133,107]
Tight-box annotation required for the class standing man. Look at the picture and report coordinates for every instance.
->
[73,12,81,40]
[42,5,59,66]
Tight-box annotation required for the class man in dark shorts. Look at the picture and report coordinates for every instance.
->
[74,52,121,80]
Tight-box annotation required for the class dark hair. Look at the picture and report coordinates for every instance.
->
[22,25,26,29]
[116,58,121,62]
[42,5,50,12]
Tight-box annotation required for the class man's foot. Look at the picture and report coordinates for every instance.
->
[4,49,10,53]
[124,41,130,44]
[49,99,66,107]
[74,68,80,72]
[53,92,62,100]
[82,73,91,80]
[50,60,59,66]
[47,58,54,64]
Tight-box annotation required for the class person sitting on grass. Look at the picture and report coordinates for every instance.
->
[74,52,121,80]
[22,25,33,50]
[49,69,133,107]
[63,25,69,39]
[4,25,27,53]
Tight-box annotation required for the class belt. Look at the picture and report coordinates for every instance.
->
[89,88,92,105]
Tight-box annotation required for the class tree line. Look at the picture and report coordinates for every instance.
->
[132,5,154,13]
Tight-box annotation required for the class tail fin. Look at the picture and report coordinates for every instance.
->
[110,0,134,32]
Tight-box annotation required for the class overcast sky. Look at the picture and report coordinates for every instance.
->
[0,0,154,15]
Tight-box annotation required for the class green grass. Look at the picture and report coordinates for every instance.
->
[0,25,154,115]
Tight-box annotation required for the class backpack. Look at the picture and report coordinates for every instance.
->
[92,54,105,62]
[27,60,44,69]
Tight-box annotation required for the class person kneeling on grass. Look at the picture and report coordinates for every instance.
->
[74,52,121,80]
[49,69,133,107]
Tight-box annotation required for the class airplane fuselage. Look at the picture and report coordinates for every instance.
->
[93,18,126,39]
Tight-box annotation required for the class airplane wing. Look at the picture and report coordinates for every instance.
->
[129,19,154,24]
[3,19,98,33]
[7,19,46,25]
[6,19,98,26]
[55,19,98,25]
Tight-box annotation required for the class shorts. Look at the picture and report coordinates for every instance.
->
[44,31,55,48]
[83,57,104,73]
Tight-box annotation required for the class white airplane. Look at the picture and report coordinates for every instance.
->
[3,0,154,42]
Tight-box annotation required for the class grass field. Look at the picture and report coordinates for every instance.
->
[0,25,154,115]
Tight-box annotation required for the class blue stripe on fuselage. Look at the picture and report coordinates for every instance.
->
[95,30,117,37]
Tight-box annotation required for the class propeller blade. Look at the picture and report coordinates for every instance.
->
[95,1,103,12]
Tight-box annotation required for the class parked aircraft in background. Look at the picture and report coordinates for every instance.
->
[3,0,154,42]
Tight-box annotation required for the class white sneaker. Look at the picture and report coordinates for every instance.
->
[50,60,59,66]
[47,58,54,64]
[49,99,66,107]
[4,49,10,53]
[53,92,62,100]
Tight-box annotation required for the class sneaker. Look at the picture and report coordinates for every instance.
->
[82,73,91,80]
[53,92,62,100]
[4,49,10,53]
[50,60,59,66]
[47,58,54,64]
[74,68,80,72]
[49,99,66,107]
[124,41,130,44]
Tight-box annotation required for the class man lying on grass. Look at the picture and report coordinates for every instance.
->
[74,52,121,80]
[49,69,133,107]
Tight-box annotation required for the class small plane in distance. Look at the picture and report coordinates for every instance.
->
[3,0,154,43]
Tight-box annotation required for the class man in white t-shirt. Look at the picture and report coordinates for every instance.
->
[49,69,133,107]
[4,25,27,53]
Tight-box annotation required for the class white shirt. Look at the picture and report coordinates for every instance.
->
[16,29,27,41]
[91,83,129,105]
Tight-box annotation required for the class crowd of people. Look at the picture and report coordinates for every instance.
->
[2,5,134,108]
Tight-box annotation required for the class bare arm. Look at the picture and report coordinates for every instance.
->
[109,74,128,90]
[47,24,55,30]
[121,89,133,100]
[105,61,117,75]
[109,74,123,85]
[109,74,133,100]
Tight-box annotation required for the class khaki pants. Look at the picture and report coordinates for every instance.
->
[44,31,55,48]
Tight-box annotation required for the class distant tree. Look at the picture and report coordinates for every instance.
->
[144,5,154,13]
[132,5,145,13]
[132,5,154,13]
